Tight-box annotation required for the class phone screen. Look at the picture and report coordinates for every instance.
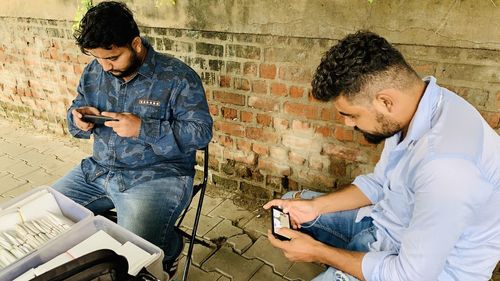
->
[271,207,291,240]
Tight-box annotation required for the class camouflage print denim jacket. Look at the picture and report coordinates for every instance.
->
[67,39,213,188]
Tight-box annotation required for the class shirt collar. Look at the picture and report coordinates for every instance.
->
[405,76,442,143]
[136,38,156,79]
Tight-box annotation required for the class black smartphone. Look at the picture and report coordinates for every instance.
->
[81,114,118,125]
[271,206,292,241]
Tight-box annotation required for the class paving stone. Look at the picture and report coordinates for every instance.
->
[243,236,293,275]
[203,245,263,281]
[284,262,325,281]
[209,199,254,226]
[243,214,269,238]
[175,256,222,281]
[39,158,72,174]
[188,192,225,216]
[21,169,61,187]
[15,134,53,149]
[227,233,253,254]
[0,141,33,156]
[0,155,24,170]
[18,149,62,166]
[204,219,243,242]
[2,183,38,198]
[44,146,86,160]
[48,162,78,177]
[0,174,28,195]
[180,209,223,236]
[249,264,288,281]
[182,242,217,267]
[5,160,39,177]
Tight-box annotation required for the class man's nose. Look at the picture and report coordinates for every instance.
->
[99,59,113,71]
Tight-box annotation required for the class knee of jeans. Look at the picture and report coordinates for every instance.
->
[282,191,298,200]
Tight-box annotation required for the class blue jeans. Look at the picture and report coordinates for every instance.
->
[52,165,193,263]
[282,191,377,281]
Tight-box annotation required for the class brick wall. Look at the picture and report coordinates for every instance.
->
[0,17,499,200]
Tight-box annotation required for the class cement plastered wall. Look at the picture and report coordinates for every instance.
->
[2,0,500,50]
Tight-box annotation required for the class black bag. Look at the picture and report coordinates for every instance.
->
[31,249,159,281]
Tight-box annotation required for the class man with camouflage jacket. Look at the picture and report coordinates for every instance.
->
[52,2,213,277]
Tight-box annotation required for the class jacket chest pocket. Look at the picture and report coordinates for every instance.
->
[133,103,164,120]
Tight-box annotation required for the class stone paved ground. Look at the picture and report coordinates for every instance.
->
[0,119,498,281]
[0,119,325,281]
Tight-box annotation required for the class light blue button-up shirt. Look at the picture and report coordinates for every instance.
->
[353,77,500,281]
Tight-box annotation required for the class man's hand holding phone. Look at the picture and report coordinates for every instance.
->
[72,106,101,132]
[263,198,319,229]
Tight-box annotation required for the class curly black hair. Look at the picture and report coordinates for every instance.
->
[312,31,418,102]
[74,1,139,54]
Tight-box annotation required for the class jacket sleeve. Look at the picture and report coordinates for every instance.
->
[66,74,92,139]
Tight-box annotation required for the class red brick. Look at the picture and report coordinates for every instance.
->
[320,108,336,121]
[248,96,278,111]
[291,120,312,132]
[214,91,245,106]
[480,111,499,129]
[334,127,354,141]
[218,135,234,147]
[260,64,277,79]
[309,155,326,171]
[283,102,318,119]
[297,170,334,187]
[244,62,258,76]
[221,107,238,119]
[220,75,231,88]
[252,143,269,156]
[289,86,304,98]
[258,157,290,176]
[273,118,289,130]
[256,114,272,127]
[236,139,252,152]
[234,78,250,91]
[271,83,287,97]
[278,65,313,84]
[246,127,280,143]
[214,121,245,137]
[289,152,306,165]
[251,80,268,94]
[315,126,332,137]
[233,150,257,166]
[323,143,367,162]
[240,111,254,122]
[270,146,287,161]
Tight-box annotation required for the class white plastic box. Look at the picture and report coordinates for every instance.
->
[0,187,165,281]
[0,186,93,280]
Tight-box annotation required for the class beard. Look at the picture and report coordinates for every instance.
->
[109,49,142,78]
[355,112,403,144]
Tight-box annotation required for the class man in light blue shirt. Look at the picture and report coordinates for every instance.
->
[264,31,500,281]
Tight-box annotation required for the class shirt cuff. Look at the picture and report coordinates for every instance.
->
[352,175,381,203]
[362,251,393,281]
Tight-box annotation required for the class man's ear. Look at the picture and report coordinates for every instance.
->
[131,36,142,53]
[373,89,398,114]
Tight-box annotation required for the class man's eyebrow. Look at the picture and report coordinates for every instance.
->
[87,52,120,60]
